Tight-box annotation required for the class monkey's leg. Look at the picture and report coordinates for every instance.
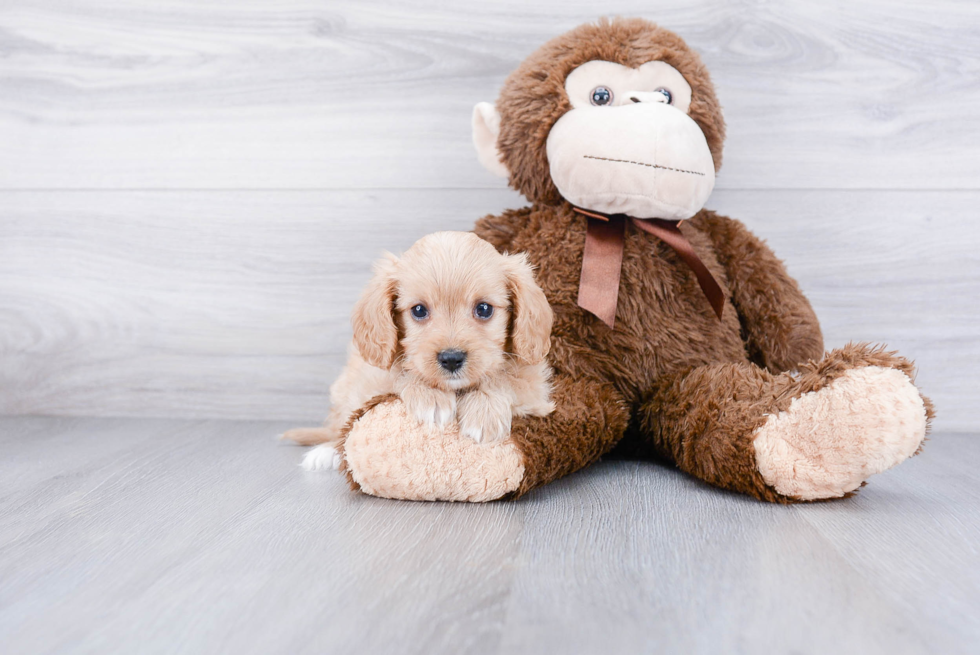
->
[334,374,630,502]
[637,343,933,502]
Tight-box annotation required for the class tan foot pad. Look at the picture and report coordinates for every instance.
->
[753,366,928,500]
[343,399,525,502]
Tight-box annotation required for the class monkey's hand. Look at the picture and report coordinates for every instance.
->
[334,374,627,502]
[336,396,525,502]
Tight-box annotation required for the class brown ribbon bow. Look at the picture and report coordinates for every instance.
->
[574,207,725,328]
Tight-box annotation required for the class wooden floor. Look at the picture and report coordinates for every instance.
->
[1,416,977,654]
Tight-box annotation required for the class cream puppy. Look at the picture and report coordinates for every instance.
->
[282,231,555,470]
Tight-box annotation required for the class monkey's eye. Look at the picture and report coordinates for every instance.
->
[655,87,673,104]
[590,86,613,106]
[411,304,429,320]
[474,302,494,320]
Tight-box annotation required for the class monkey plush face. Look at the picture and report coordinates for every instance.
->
[546,59,714,219]
[472,18,725,219]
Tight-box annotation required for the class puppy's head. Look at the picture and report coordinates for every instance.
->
[351,231,552,391]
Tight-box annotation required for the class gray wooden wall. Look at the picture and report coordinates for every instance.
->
[1,1,978,431]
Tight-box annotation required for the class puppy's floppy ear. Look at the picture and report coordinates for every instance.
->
[351,253,400,369]
[504,253,553,365]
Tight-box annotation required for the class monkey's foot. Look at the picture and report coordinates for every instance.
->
[752,366,928,500]
[337,397,525,502]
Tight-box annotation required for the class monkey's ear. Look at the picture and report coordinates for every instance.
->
[472,102,510,178]
[351,253,400,369]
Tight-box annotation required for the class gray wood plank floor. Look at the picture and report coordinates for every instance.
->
[1,416,977,654]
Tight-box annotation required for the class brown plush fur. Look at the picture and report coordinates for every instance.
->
[473,204,819,500]
[475,203,933,502]
[464,17,931,501]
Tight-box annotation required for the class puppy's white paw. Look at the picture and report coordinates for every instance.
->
[302,444,342,472]
[461,417,510,444]
[460,424,485,443]
[403,385,457,427]
[430,396,457,426]
[458,390,512,444]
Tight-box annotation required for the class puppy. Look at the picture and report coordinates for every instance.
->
[282,231,555,470]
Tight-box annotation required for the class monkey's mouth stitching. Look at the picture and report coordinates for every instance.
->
[583,155,705,177]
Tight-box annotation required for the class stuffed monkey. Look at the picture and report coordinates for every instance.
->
[326,18,933,503]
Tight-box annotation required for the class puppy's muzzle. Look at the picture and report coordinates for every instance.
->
[437,349,467,374]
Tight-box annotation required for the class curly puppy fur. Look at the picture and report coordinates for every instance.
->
[284,231,555,447]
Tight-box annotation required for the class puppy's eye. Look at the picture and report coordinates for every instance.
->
[590,86,613,106]
[474,302,493,320]
[655,87,672,104]
[411,304,429,320]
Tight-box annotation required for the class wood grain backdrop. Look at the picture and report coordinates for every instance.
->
[1,1,978,429]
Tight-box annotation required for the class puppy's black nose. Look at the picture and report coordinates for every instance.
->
[437,349,467,373]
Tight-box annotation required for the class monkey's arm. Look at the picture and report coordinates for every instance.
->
[473,207,533,252]
[693,211,824,372]
[335,373,629,501]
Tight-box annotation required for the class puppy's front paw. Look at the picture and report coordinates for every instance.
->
[457,390,512,443]
[401,384,457,427]
[302,444,342,471]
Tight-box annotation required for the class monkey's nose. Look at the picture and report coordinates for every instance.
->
[437,349,467,373]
